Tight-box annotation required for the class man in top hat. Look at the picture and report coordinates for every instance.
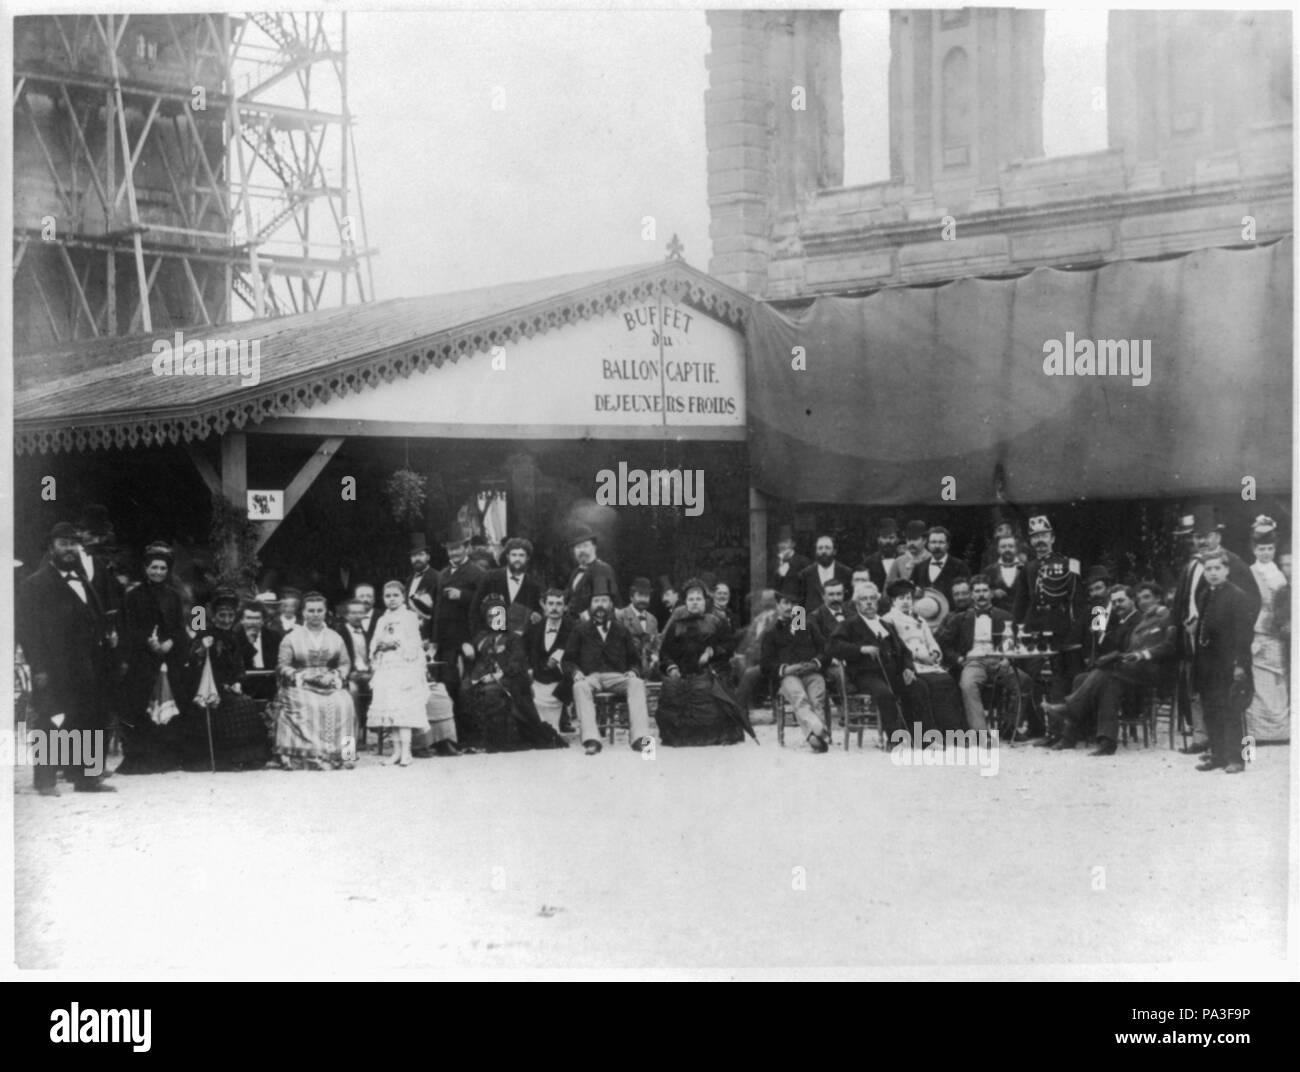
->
[1187,549,1255,773]
[470,536,542,628]
[1011,513,1086,710]
[982,529,1023,612]
[1171,506,1261,754]
[771,525,811,597]
[17,522,117,794]
[798,535,854,613]
[917,526,970,602]
[762,574,832,752]
[887,520,931,584]
[616,576,661,677]
[562,575,653,754]
[433,527,486,700]
[566,532,619,619]
[405,534,439,640]
[859,518,901,592]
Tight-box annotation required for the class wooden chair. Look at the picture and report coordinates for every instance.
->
[1117,688,1151,747]
[773,674,836,746]
[835,668,884,750]
[594,691,631,745]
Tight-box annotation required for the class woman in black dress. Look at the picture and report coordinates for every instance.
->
[117,542,189,774]
[655,578,749,747]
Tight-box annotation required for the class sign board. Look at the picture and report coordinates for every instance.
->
[247,490,284,521]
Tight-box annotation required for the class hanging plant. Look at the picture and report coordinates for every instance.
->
[385,467,427,525]
[208,492,262,594]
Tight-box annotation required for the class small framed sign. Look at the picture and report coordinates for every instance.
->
[247,490,284,521]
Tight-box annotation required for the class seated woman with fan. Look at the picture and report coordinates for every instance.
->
[654,578,752,747]
[179,587,271,771]
[271,592,357,770]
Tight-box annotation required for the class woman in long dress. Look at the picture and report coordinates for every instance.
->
[366,581,429,766]
[883,579,964,734]
[179,588,271,771]
[272,591,357,770]
[655,579,748,747]
[1245,519,1289,743]
[118,541,189,774]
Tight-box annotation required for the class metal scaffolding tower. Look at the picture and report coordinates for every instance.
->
[12,11,374,353]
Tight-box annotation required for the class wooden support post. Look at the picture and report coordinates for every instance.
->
[749,486,769,598]
[185,444,221,499]
[221,432,247,508]
[253,437,345,552]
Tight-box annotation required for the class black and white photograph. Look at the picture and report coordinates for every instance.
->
[2,0,1296,994]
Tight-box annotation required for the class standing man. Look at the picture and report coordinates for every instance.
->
[405,535,439,641]
[1191,550,1255,773]
[470,536,543,627]
[918,526,970,602]
[1011,513,1086,708]
[887,520,931,584]
[798,535,853,612]
[566,532,619,620]
[562,578,653,755]
[338,598,375,751]
[982,530,1023,612]
[771,525,811,597]
[615,577,661,677]
[860,518,901,593]
[17,522,116,794]
[434,528,486,707]
[526,588,576,731]
[352,583,379,644]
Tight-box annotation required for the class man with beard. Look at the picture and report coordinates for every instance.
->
[1011,514,1086,713]
[405,535,439,641]
[981,531,1022,612]
[798,535,853,612]
[352,583,379,644]
[1187,550,1254,773]
[770,525,811,598]
[827,582,924,741]
[470,537,543,627]
[943,578,1029,733]
[233,601,281,703]
[563,578,652,755]
[887,520,931,584]
[917,526,970,602]
[1042,584,1174,755]
[860,518,901,594]
[17,522,117,794]
[762,578,832,752]
[527,589,576,730]
[566,532,620,619]
[809,578,851,656]
[615,577,661,677]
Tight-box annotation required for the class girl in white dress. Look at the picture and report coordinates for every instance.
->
[366,581,429,766]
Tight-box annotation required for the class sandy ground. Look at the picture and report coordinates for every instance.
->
[11,718,1295,976]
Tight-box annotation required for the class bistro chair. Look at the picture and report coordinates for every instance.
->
[834,668,884,751]
[594,691,631,745]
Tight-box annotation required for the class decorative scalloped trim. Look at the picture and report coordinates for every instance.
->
[16,265,751,455]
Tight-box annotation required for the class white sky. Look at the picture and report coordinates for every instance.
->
[347,7,1109,302]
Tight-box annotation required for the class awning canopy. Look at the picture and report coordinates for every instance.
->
[746,238,1292,505]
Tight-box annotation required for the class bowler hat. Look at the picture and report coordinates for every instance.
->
[76,504,113,536]
[630,576,652,594]
[904,520,927,540]
[1085,565,1112,586]
[570,530,597,547]
[441,522,470,548]
[49,521,81,544]
[777,574,802,601]
[876,517,899,537]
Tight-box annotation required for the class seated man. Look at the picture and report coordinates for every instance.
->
[615,576,661,678]
[827,581,925,740]
[883,579,964,733]
[562,578,652,755]
[1042,583,1174,755]
[944,578,1030,733]
[761,579,831,752]
[526,588,575,731]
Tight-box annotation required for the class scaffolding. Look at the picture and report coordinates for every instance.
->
[12,11,374,353]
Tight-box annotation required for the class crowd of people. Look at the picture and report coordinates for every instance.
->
[13,501,1289,794]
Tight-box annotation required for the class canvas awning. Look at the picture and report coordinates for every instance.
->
[746,238,1292,505]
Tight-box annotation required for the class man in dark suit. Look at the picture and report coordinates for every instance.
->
[351,582,380,646]
[526,588,576,731]
[1191,550,1255,774]
[233,601,282,703]
[562,577,652,755]
[1043,583,1175,755]
[434,530,486,701]
[827,580,925,740]
[336,597,376,750]
[859,518,901,594]
[565,532,620,619]
[916,526,970,602]
[470,537,543,628]
[404,535,439,641]
[17,522,117,794]
[981,530,1022,612]
[771,525,811,598]
[809,578,851,655]
[798,534,854,613]
[942,577,1028,734]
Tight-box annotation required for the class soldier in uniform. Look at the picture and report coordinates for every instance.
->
[1011,513,1086,737]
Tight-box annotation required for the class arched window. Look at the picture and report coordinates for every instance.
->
[941,47,971,167]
